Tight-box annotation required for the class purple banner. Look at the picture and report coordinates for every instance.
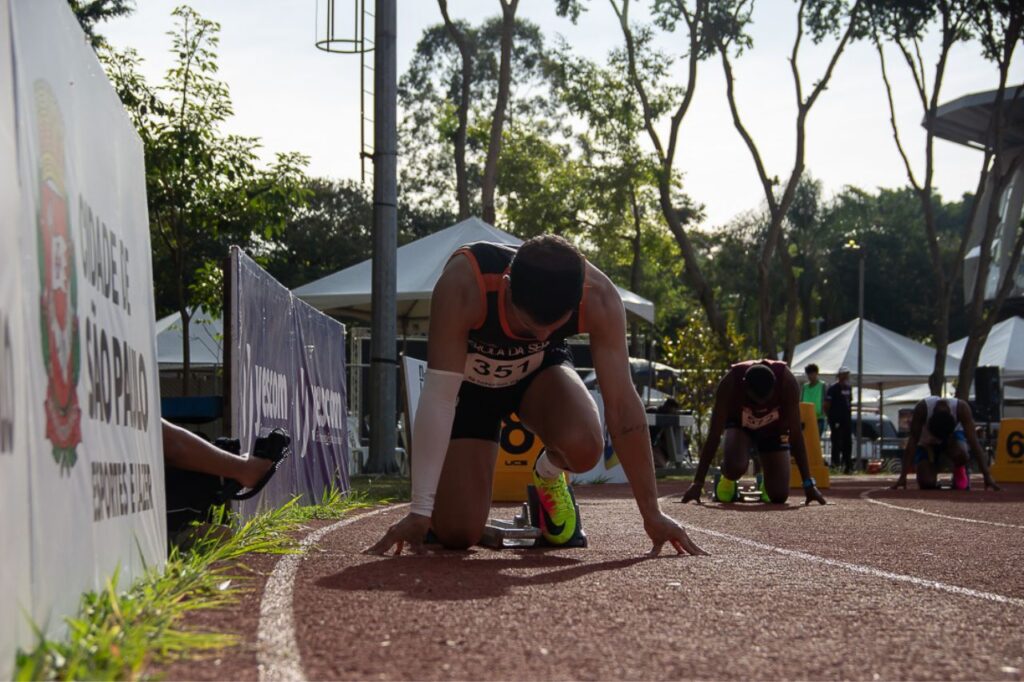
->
[229,247,349,514]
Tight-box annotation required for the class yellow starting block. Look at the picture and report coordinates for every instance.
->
[990,418,1024,483]
[491,413,544,502]
[790,402,830,489]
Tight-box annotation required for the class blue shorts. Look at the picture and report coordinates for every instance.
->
[914,430,967,466]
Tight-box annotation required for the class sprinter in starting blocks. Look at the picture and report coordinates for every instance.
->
[681,359,827,507]
[365,235,705,557]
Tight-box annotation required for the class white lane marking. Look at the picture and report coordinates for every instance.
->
[860,487,1024,529]
[665,496,1024,608]
[257,504,409,682]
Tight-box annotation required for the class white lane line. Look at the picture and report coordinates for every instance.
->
[665,496,1024,608]
[860,487,1024,529]
[257,504,409,682]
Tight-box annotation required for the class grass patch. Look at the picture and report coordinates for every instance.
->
[13,482,402,681]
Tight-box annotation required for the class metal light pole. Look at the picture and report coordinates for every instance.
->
[842,239,864,470]
[856,248,864,470]
[367,0,398,473]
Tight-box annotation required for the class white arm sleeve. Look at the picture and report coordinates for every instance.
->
[410,367,464,517]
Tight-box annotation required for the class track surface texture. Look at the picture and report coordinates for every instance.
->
[164,478,1024,681]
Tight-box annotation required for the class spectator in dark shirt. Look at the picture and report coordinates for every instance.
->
[824,367,853,473]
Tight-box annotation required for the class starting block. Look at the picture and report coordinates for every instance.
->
[480,484,588,549]
[709,469,767,503]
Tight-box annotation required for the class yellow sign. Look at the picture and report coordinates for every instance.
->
[991,418,1024,483]
[491,412,545,502]
[790,402,831,489]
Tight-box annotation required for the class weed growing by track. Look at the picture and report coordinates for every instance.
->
[13,479,407,681]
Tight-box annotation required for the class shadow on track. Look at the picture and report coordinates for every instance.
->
[316,554,649,601]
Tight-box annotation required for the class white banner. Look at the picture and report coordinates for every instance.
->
[0,0,33,672]
[11,0,165,638]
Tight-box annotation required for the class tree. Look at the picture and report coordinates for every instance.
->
[659,312,752,455]
[263,177,456,291]
[710,0,865,359]
[400,4,553,223]
[67,0,134,48]
[870,0,1024,396]
[565,0,747,351]
[102,7,309,394]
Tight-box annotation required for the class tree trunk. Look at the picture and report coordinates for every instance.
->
[657,174,730,350]
[481,0,518,225]
[777,243,800,363]
[628,185,644,357]
[438,0,472,219]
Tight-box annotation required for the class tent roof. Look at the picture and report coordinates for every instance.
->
[292,217,655,329]
[789,318,959,388]
[948,316,1024,381]
[927,86,1024,150]
[155,307,222,368]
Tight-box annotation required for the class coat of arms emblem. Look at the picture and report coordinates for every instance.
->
[35,80,81,473]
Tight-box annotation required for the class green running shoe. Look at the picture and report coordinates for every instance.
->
[714,473,740,503]
[532,469,579,545]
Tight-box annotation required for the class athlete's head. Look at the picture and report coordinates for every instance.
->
[509,235,585,326]
[743,363,776,404]
[927,409,956,443]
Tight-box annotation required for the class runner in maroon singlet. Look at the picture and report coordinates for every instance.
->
[681,359,827,506]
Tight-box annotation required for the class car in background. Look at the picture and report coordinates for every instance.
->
[823,412,904,472]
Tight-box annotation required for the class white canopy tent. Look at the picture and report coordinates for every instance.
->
[292,217,656,334]
[789,318,959,388]
[948,316,1024,382]
[155,307,222,368]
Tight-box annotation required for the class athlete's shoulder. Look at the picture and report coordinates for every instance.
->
[434,253,486,327]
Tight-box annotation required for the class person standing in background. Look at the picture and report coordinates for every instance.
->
[800,364,826,439]
[824,367,853,473]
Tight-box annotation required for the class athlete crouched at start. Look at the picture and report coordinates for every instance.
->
[681,359,826,506]
[891,396,999,491]
[365,235,705,556]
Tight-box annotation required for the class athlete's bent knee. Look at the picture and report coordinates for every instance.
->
[553,429,603,473]
[767,491,789,504]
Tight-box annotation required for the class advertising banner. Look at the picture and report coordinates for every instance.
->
[0,0,33,671]
[229,247,349,515]
[11,0,166,636]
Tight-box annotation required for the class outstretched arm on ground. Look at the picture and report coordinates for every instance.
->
[958,402,999,491]
[781,371,826,505]
[681,378,729,504]
[586,267,705,556]
[364,257,478,556]
[892,402,926,489]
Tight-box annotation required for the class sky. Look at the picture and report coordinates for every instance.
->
[102,1,1024,230]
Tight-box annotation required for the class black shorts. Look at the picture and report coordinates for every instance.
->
[449,343,574,442]
[724,423,791,453]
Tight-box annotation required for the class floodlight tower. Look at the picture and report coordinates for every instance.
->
[316,0,399,474]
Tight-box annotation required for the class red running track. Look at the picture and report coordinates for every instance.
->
[159,478,1024,681]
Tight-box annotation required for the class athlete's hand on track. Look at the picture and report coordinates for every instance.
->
[363,513,432,556]
[983,476,1001,491]
[890,475,908,490]
[803,486,826,506]
[680,482,704,504]
[644,512,708,556]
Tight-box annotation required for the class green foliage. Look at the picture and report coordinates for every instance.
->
[66,0,134,48]
[398,14,563,216]
[262,177,455,291]
[659,312,751,453]
[100,6,310,321]
[13,489,384,680]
